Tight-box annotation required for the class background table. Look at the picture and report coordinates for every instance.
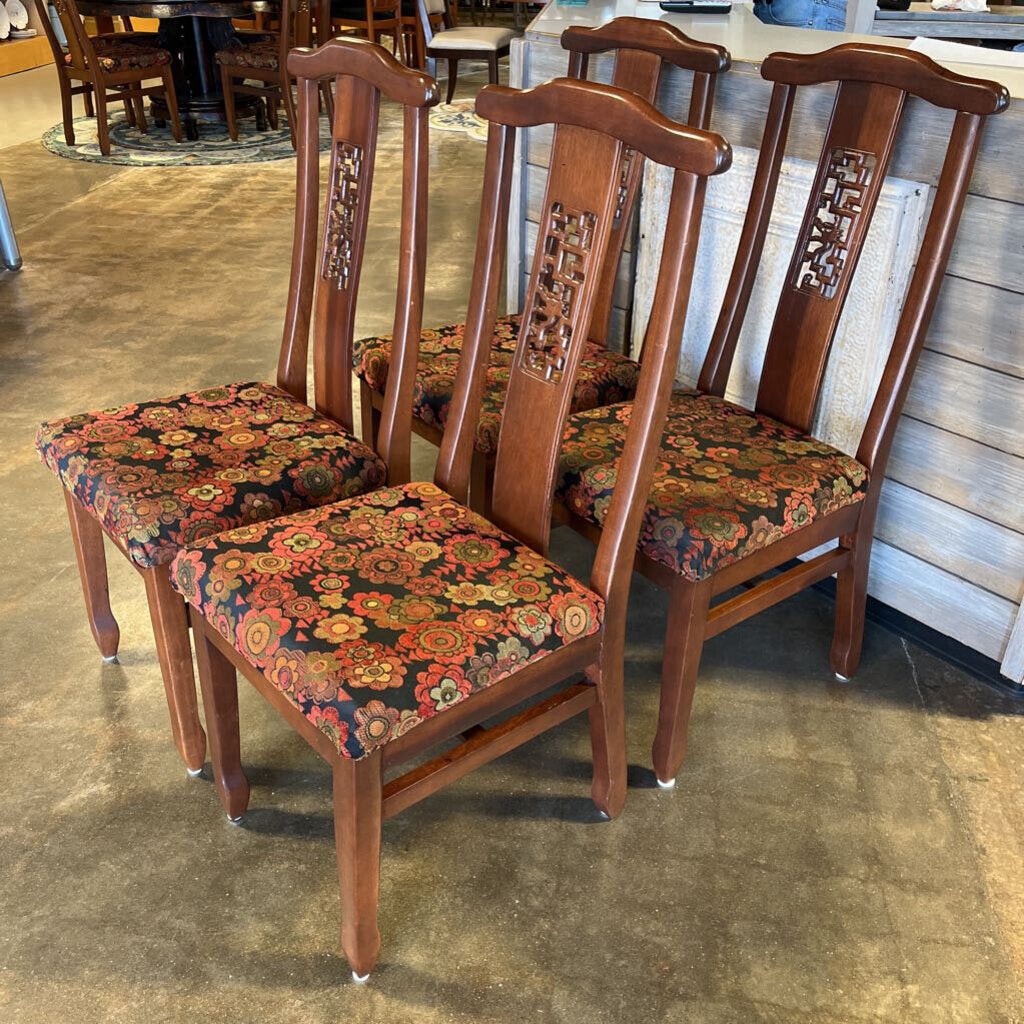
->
[77,0,275,137]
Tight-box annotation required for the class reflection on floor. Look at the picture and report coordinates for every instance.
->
[1,67,1022,1024]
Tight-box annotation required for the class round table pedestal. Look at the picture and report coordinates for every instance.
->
[153,15,263,139]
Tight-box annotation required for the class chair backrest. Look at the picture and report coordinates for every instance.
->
[415,0,455,42]
[560,18,730,346]
[276,0,317,75]
[697,43,1007,480]
[277,39,439,483]
[434,78,731,609]
[35,0,98,74]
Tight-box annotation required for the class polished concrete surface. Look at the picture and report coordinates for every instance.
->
[1,68,1023,1024]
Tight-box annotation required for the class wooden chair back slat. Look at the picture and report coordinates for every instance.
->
[435,78,731,594]
[45,0,96,72]
[561,18,730,347]
[694,42,1007,454]
[756,79,906,432]
[276,39,438,477]
[491,121,623,552]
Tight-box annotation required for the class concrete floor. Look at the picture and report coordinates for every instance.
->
[1,66,1023,1024]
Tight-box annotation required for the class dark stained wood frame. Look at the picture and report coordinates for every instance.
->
[193,75,730,979]
[360,17,730,508]
[331,0,406,66]
[51,39,438,775]
[560,42,1009,787]
[34,0,183,156]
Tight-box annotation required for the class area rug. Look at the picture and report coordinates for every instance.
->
[428,100,488,142]
[42,113,333,167]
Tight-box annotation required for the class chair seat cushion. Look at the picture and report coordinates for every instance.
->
[557,391,870,583]
[170,481,604,760]
[66,38,171,72]
[353,314,640,456]
[36,382,385,569]
[215,41,279,69]
[427,26,515,51]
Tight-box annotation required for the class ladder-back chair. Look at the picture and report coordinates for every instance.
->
[554,42,1009,787]
[173,75,730,979]
[34,40,438,776]
[355,17,730,510]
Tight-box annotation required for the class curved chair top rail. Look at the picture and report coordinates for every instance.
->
[288,38,439,107]
[762,42,1009,115]
[476,79,731,175]
[560,17,730,74]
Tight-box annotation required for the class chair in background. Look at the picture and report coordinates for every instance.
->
[330,0,405,63]
[414,0,512,103]
[34,0,182,154]
[175,72,729,980]
[554,43,1009,787]
[216,0,324,146]
[355,17,729,507]
[34,39,437,776]
[0,178,21,273]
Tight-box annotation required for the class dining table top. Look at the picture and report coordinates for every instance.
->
[75,0,274,17]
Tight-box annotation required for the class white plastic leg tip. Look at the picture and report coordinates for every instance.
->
[102,655,118,664]
[834,672,852,683]
[656,777,676,790]
[186,767,203,778]
[597,810,611,821]
[228,815,244,825]
[352,972,370,984]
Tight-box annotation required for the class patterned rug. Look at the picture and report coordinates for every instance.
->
[428,100,488,142]
[42,113,333,167]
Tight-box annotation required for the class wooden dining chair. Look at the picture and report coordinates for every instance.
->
[34,0,182,155]
[554,42,1009,788]
[355,17,730,511]
[414,0,513,103]
[173,75,730,980]
[216,0,325,147]
[34,39,438,777]
[331,0,405,64]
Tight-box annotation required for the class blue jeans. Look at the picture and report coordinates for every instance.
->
[753,0,847,30]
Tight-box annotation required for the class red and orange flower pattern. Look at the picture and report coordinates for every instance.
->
[353,315,640,456]
[35,382,386,568]
[170,481,604,760]
[558,391,869,582]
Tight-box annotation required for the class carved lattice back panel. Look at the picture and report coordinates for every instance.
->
[312,77,380,430]
[321,141,365,290]
[756,80,907,433]
[491,123,622,552]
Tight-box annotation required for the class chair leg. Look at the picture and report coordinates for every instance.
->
[320,79,335,124]
[333,752,383,981]
[282,78,299,151]
[651,576,713,787]
[163,73,184,142]
[122,91,137,127]
[830,530,873,681]
[133,90,148,134]
[487,51,499,85]
[220,66,239,141]
[445,57,458,104]
[193,619,250,819]
[93,83,112,156]
[60,76,76,145]
[82,84,95,119]
[62,490,120,661]
[142,565,207,773]
[588,653,627,820]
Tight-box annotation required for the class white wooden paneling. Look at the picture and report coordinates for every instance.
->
[947,194,1024,294]
[887,417,1024,533]
[903,350,1024,457]
[1000,603,1024,683]
[875,480,1024,603]
[927,276,1024,378]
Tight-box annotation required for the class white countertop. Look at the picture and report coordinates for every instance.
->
[525,1,1023,97]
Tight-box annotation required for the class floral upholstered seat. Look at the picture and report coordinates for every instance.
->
[35,382,385,569]
[214,41,280,70]
[66,39,171,72]
[353,314,641,456]
[557,391,870,582]
[169,481,604,759]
